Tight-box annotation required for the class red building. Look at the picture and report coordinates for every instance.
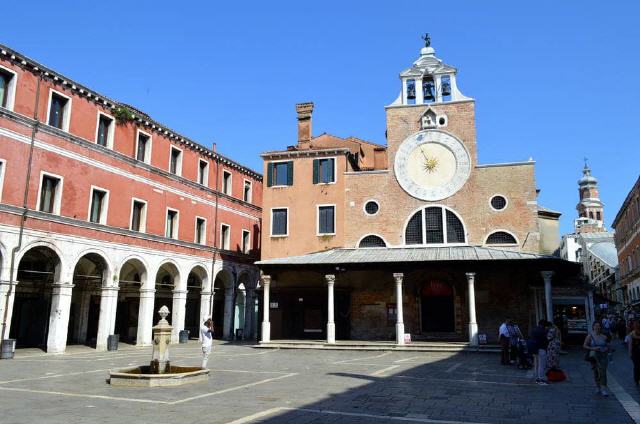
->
[0,44,262,353]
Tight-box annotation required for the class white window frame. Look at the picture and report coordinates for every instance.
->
[316,204,336,236]
[87,185,110,225]
[135,129,153,164]
[243,179,252,203]
[94,111,115,149]
[316,156,337,185]
[0,64,18,111]
[46,89,72,132]
[0,158,6,202]
[489,193,509,212]
[270,207,289,237]
[362,199,380,216]
[36,171,64,215]
[483,229,519,246]
[129,197,148,233]
[222,170,232,195]
[169,145,183,176]
[242,229,251,253]
[165,207,179,240]
[194,216,207,245]
[269,159,292,188]
[198,159,209,187]
[220,223,231,250]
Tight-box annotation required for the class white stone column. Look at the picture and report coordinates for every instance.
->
[95,286,119,351]
[394,273,405,345]
[223,286,234,339]
[326,274,336,344]
[541,271,554,322]
[47,282,74,354]
[137,288,155,346]
[171,289,187,343]
[466,272,478,346]
[0,280,17,340]
[435,75,443,103]
[416,78,424,104]
[261,275,271,342]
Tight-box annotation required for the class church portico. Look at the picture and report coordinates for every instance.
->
[257,246,583,345]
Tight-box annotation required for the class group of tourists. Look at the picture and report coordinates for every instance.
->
[498,319,562,385]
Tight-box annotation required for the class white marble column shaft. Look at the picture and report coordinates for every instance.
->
[466,272,478,346]
[95,286,119,351]
[137,288,155,346]
[394,273,405,345]
[542,271,554,322]
[326,274,336,344]
[171,289,187,343]
[47,282,74,354]
[261,275,271,342]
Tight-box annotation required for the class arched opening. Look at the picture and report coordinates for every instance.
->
[405,206,466,245]
[155,262,180,325]
[486,231,517,245]
[358,235,386,248]
[116,258,146,344]
[185,266,207,338]
[10,246,61,349]
[420,280,455,333]
[68,253,108,347]
[213,269,233,339]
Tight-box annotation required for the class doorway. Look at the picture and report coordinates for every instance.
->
[421,280,455,332]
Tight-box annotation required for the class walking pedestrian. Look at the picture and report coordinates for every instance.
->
[618,317,628,344]
[499,319,510,365]
[584,322,611,397]
[507,320,523,363]
[531,320,550,385]
[629,320,640,386]
[201,318,213,369]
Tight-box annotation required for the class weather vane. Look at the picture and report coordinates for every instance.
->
[422,33,431,48]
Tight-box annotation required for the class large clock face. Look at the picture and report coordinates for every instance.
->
[394,130,471,201]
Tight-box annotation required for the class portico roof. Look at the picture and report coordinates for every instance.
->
[256,246,568,266]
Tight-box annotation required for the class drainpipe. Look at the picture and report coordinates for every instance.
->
[209,154,220,322]
[1,72,43,342]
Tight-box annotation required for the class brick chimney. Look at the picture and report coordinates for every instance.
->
[295,102,314,146]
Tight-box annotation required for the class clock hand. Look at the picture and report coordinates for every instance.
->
[419,146,429,162]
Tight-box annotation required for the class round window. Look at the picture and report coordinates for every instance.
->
[364,201,379,215]
[490,195,507,210]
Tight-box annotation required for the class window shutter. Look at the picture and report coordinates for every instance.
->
[286,161,293,186]
[313,159,319,184]
[267,163,273,187]
[328,158,335,183]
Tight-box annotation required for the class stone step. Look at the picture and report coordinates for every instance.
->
[255,342,500,353]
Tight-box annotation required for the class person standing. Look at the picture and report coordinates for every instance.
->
[201,318,214,369]
[584,322,611,396]
[546,320,561,371]
[498,319,510,365]
[629,320,640,386]
[531,320,550,385]
[507,320,523,363]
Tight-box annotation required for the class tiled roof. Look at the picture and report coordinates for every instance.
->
[256,246,562,266]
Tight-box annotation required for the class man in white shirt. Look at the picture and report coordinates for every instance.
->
[201,318,213,369]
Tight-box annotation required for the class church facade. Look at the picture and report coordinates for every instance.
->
[257,40,586,345]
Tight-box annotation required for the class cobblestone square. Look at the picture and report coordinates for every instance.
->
[1,343,639,424]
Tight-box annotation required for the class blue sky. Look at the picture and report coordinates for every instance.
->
[2,1,638,235]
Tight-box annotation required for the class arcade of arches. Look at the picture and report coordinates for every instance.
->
[0,244,258,353]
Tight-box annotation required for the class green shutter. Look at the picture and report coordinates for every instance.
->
[312,159,319,184]
[267,162,273,187]
[328,158,335,183]
[286,161,293,186]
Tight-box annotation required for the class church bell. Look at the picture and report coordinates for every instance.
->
[441,81,451,97]
[423,81,435,101]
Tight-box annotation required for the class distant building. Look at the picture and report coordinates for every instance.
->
[612,176,640,311]
[560,165,620,313]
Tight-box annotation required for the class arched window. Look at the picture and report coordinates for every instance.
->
[404,206,466,245]
[486,231,517,245]
[358,235,386,248]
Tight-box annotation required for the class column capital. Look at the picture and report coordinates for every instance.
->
[261,275,271,286]
[201,291,212,296]
[465,272,476,280]
[541,271,554,281]
[101,286,120,293]
[325,274,335,285]
[140,288,156,295]
[52,282,75,289]
[172,289,187,296]
[393,273,404,283]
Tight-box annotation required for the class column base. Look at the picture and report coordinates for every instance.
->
[327,322,335,344]
[468,322,479,346]
[261,321,271,343]
[396,323,405,345]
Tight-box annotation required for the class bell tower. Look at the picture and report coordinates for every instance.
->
[386,35,477,167]
[575,162,605,233]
